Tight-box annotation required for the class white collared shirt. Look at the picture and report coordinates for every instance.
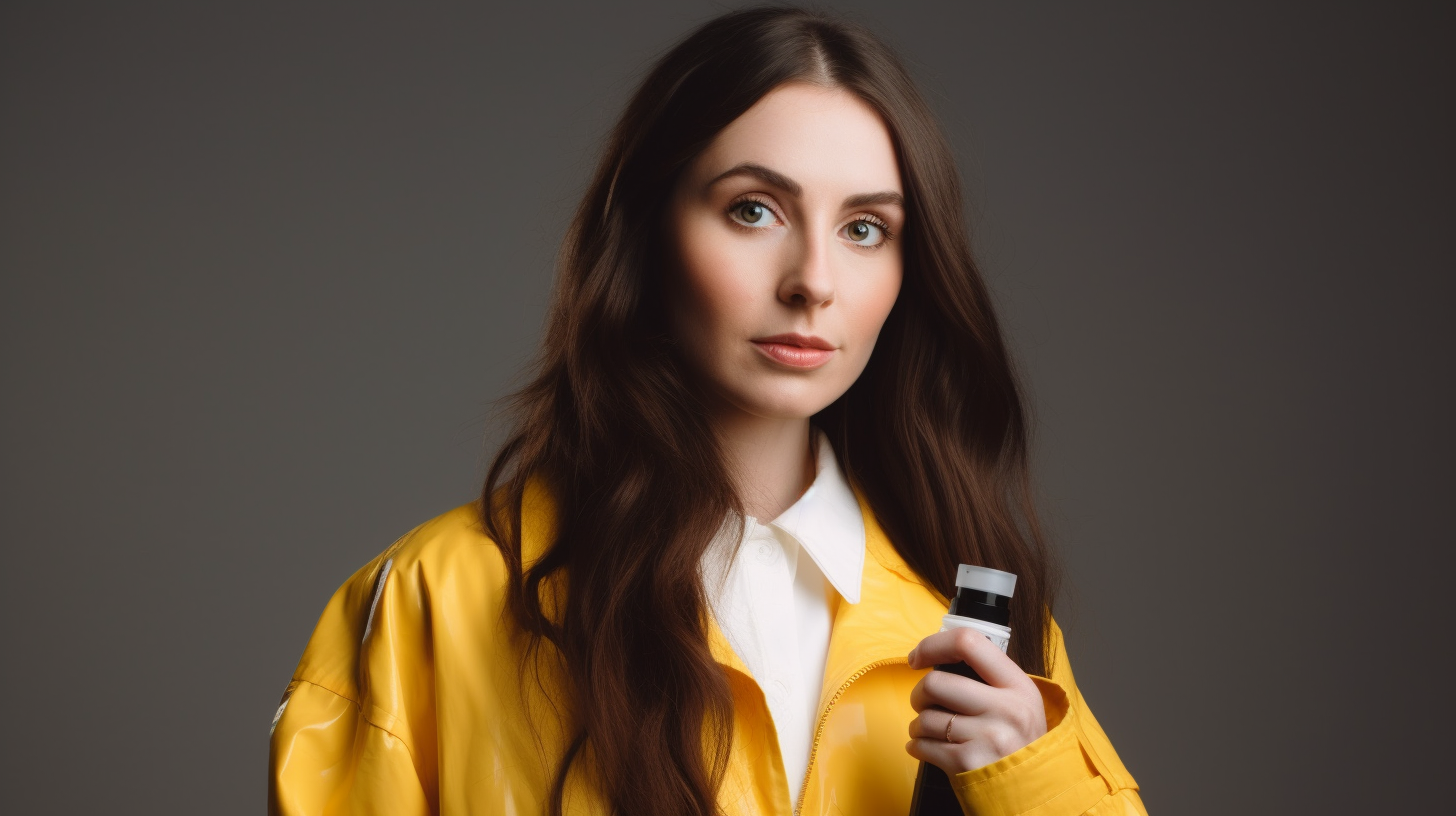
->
[701,429,866,804]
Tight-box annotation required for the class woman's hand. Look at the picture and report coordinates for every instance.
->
[904,628,1048,775]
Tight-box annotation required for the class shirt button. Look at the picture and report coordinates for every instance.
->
[755,541,777,564]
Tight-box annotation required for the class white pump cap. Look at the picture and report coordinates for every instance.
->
[956,564,1017,598]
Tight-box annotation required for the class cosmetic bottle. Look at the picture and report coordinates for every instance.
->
[907,564,1017,816]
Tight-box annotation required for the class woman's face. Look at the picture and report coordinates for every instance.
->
[665,82,905,423]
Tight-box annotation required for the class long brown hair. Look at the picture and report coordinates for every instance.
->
[482,7,1059,815]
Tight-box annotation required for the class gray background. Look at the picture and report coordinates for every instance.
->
[2,1,1451,813]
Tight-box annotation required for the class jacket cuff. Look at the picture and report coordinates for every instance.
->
[950,676,1110,816]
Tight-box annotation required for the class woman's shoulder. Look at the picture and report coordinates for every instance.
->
[338,499,511,612]
[377,500,510,586]
[286,500,515,702]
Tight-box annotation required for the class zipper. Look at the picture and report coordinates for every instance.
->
[792,656,908,816]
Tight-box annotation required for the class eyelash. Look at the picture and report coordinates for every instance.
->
[726,195,781,232]
[725,195,896,246]
[851,214,894,245]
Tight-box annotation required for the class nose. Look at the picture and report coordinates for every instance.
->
[778,229,835,308]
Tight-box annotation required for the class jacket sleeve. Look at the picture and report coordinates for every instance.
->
[950,619,1147,816]
[268,544,438,816]
[268,678,432,816]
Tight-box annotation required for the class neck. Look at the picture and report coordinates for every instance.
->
[712,410,816,523]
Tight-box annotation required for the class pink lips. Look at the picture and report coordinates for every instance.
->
[751,333,837,369]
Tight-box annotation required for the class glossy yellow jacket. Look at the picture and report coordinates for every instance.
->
[269,484,1146,815]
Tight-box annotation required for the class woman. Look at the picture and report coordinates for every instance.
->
[269,8,1146,816]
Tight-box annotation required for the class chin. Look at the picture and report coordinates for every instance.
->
[730,384,844,421]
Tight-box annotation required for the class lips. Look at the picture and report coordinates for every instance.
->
[751,333,837,369]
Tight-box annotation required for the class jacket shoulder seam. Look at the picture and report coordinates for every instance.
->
[291,674,359,706]
[287,677,421,766]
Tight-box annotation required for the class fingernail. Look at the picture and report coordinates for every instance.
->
[908,647,918,664]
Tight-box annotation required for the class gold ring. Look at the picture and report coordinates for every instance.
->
[944,712,958,743]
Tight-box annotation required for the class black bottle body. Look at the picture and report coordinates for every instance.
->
[906,583,1012,815]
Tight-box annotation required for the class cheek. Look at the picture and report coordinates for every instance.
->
[669,218,764,339]
[847,263,904,350]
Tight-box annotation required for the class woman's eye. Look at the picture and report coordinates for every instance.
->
[843,219,886,246]
[730,200,776,228]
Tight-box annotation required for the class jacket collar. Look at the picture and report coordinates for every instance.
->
[823,487,947,695]
[706,486,950,699]
[514,478,948,689]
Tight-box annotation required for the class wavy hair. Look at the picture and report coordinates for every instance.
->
[483,7,1059,815]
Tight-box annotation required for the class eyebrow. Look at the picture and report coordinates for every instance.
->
[843,190,904,209]
[707,162,904,210]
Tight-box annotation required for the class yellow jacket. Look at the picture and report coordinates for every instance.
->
[269,484,1146,816]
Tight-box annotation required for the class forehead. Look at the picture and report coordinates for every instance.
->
[690,82,902,195]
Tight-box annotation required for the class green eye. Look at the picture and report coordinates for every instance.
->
[844,219,885,246]
[730,200,776,228]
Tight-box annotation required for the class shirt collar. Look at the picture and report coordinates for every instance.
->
[759,428,866,604]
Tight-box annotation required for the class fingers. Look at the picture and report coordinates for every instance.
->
[905,736,963,774]
[904,634,1052,776]
[908,628,1025,689]
[909,669,996,715]
[907,706,962,742]
[905,706,1034,777]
